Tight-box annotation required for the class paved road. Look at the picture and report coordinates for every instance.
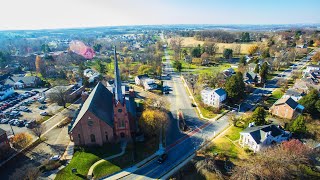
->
[0,101,81,179]
[115,35,230,180]
[239,48,319,112]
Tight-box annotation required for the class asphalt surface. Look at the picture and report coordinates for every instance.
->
[117,36,230,180]
[0,101,81,179]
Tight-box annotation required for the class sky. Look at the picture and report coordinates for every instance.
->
[0,0,319,30]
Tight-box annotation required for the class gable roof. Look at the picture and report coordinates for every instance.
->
[69,82,114,132]
[5,76,38,85]
[241,124,284,144]
[273,97,299,109]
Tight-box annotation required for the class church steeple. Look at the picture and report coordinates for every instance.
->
[114,46,123,104]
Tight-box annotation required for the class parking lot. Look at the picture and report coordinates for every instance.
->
[0,88,65,136]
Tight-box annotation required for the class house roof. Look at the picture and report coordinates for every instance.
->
[246,72,257,80]
[273,97,300,110]
[69,82,114,132]
[285,88,304,97]
[0,128,6,136]
[215,88,226,96]
[5,76,38,85]
[241,124,284,144]
[136,74,149,80]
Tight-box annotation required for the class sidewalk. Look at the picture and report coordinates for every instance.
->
[87,141,127,179]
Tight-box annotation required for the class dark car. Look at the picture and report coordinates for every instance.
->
[191,103,197,107]
[157,153,168,164]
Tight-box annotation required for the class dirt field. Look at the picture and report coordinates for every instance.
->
[167,37,257,54]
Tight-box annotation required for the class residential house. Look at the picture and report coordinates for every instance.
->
[248,63,257,72]
[269,97,304,119]
[46,84,84,104]
[69,48,137,146]
[0,85,15,101]
[200,87,227,108]
[304,65,320,75]
[296,44,307,49]
[244,72,260,85]
[239,123,291,152]
[135,74,149,86]
[283,88,305,101]
[84,69,100,83]
[135,74,157,90]
[4,76,41,89]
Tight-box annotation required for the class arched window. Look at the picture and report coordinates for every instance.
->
[90,134,96,143]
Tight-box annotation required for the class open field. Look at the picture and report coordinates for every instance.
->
[167,37,257,54]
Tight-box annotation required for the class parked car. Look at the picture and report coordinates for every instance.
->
[8,119,15,125]
[25,120,36,128]
[49,155,61,161]
[38,105,47,110]
[1,119,9,124]
[157,153,168,164]
[40,112,48,116]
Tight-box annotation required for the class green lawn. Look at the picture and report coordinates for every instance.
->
[55,143,121,180]
[193,63,232,74]
[92,160,121,179]
[265,89,283,106]
[209,126,247,160]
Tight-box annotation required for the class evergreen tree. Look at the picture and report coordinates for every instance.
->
[251,106,266,125]
[290,115,306,134]
[239,56,246,65]
[223,49,233,59]
[260,62,269,83]
[298,89,319,114]
[225,72,245,102]
[254,63,260,73]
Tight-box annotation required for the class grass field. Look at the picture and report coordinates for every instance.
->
[265,89,283,106]
[55,144,121,180]
[209,126,247,160]
[167,37,257,54]
[92,160,121,179]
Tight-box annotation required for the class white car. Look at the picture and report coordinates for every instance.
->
[40,112,48,116]
[49,155,61,161]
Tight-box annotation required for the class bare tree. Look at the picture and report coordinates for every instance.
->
[47,86,69,108]
[10,164,41,180]
[31,124,45,139]
[195,155,223,180]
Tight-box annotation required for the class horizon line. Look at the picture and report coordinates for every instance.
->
[1,23,319,32]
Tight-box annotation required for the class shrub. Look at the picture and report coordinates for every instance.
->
[11,133,33,149]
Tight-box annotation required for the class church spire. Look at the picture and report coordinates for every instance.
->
[114,46,123,104]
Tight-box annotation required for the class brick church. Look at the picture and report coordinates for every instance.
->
[69,47,137,146]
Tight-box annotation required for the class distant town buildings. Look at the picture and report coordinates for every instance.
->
[69,40,95,59]
[200,87,227,108]
[239,124,291,152]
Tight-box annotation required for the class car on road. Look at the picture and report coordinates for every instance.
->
[40,112,48,116]
[49,155,61,161]
[157,153,168,164]
[191,103,197,107]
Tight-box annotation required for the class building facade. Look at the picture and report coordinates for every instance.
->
[239,124,291,152]
[269,97,304,119]
[69,48,136,146]
[200,87,227,108]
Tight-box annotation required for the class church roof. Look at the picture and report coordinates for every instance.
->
[69,82,114,132]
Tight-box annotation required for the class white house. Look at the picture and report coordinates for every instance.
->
[200,87,227,108]
[143,78,157,91]
[239,123,291,152]
[135,74,149,86]
[83,69,100,83]
[304,65,320,75]
[0,85,15,101]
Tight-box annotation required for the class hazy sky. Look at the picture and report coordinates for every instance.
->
[1,0,319,30]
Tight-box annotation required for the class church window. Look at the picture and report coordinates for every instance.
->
[118,109,122,113]
[90,134,96,142]
[88,120,93,126]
